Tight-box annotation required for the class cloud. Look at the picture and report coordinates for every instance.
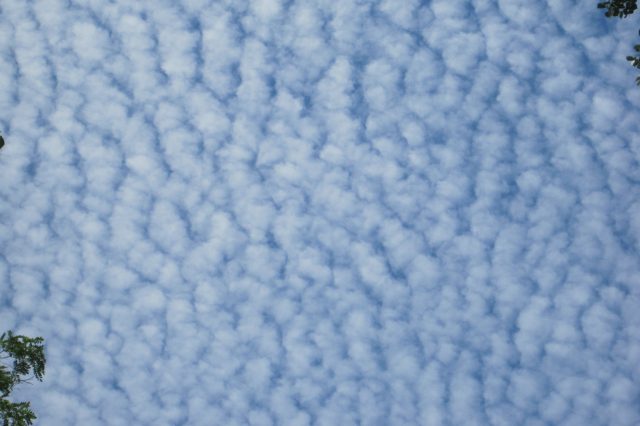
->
[0,0,639,425]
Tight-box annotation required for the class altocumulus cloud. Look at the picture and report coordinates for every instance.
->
[1,0,640,425]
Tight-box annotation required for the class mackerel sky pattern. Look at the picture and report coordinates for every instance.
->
[1,0,640,425]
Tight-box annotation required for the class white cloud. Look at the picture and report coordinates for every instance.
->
[0,0,639,424]
[72,21,112,64]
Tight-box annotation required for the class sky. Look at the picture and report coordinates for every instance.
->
[1,0,640,424]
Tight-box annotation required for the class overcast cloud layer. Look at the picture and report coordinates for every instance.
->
[1,0,640,424]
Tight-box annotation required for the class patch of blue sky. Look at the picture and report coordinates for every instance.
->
[1,0,640,425]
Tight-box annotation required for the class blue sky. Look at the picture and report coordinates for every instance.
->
[1,0,640,424]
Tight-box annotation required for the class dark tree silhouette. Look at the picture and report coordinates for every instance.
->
[598,0,637,17]
[0,331,45,426]
[598,1,640,84]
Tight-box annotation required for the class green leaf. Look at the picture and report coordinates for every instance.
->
[0,331,45,425]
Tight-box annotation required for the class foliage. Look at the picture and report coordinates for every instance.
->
[626,39,640,85]
[0,332,45,426]
[598,1,640,85]
[598,0,637,18]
